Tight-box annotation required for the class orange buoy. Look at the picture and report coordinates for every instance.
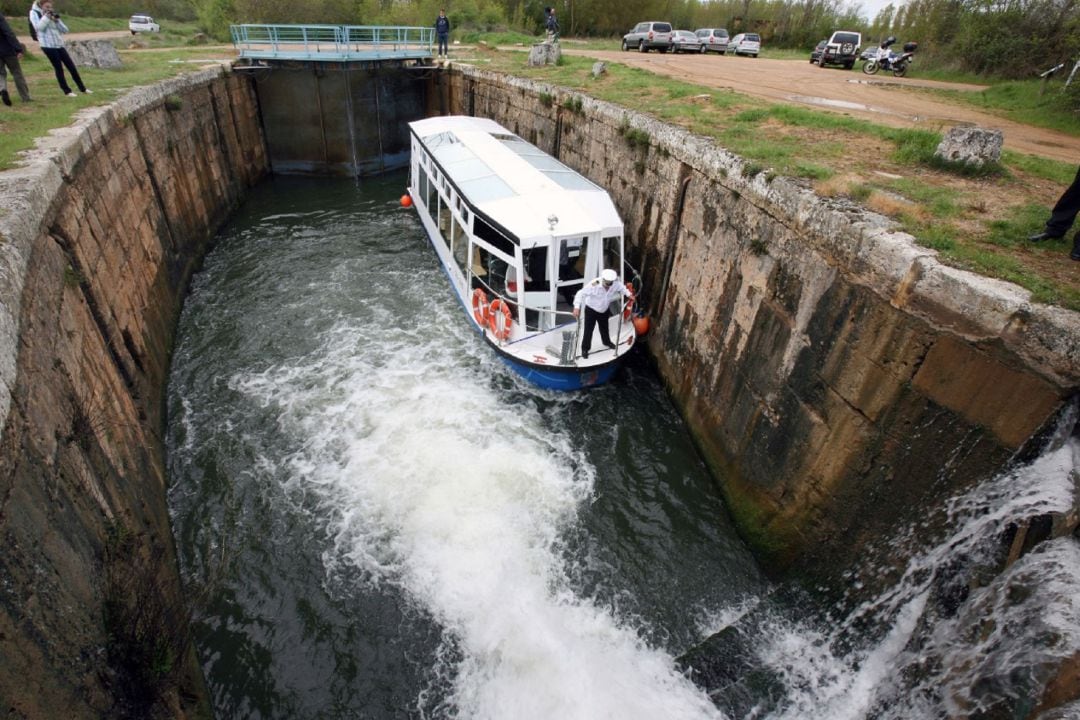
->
[632,314,650,337]
[471,288,490,326]
[400,194,413,208]
[488,298,513,341]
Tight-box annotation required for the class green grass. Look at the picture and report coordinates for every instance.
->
[0,46,230,171]
[910,79,1080,137]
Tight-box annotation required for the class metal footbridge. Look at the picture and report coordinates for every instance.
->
[231,24,435,62]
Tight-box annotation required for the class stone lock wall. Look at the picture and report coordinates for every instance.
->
[0,68,267,718]
[448,68,1080,572]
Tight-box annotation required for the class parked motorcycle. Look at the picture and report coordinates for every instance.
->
[862,37,918,77]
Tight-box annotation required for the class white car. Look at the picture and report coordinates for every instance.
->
[129,14,160,34]
[670,30,703,54]
[695,27,729,54]
[729,32,761,57]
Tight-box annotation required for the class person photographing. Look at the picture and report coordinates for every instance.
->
[572,269,633,359]
[30,0,91,97]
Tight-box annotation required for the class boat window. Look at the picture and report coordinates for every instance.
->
[474,215,517,255]
[428,185,439,225]
[472,245,510,298]
[452,216,469,278]
[545,171,599,192]
[418,171,429,209]
[556,237,585,303]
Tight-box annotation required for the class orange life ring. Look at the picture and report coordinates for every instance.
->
[488,298,513,340]
[471,288,489,326]
[623,282,636,320]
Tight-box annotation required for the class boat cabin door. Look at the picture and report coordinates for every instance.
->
[555,235,587,311]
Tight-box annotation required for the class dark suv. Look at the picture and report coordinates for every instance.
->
[622,22,674,52]
[818,30,861,69]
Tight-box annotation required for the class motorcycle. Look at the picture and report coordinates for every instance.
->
[862,37,918,77]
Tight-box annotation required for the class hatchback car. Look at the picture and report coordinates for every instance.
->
[729,32,761,57]
[810,39,827,63]
[695,27,729,54]
[128,14,160,34]
[670,30,702,53]
[622,22,674,52]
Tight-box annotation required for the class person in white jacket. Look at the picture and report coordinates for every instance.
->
[30,0,90,97]
[572,268,633,359]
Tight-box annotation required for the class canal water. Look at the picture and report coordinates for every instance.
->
[167,174,1080,719]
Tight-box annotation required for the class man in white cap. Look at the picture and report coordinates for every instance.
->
[572,268,633,359]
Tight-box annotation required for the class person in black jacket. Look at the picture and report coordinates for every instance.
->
[1028,165,1080,261]
[0,14,32,106]
[434,9,450,58]
[545,7,560,43]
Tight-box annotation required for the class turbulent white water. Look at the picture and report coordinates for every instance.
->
[743,420,1080,720]
[230,313,723,719]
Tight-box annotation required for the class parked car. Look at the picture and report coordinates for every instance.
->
[695,27,729,54]
[670,30,703,53]
[128,14,160,34]
[818,30,861,69]
[810,39,827,63]
[860,46,878,61]
[729,32,761,57]
[622,22,674,53]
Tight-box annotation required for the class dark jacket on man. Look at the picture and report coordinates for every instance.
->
[0,15,26,57]
[435,15,450,35]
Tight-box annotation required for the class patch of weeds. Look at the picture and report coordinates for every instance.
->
[888,178,960,218]
[619,124,651,151]
[555,54,566,66]
[163,94,183,112]
[764,170,778,183]
[539,91,553,108]
[886,128,939,164]
[742,162,765,177]
[849,184,873,202]
[733,108,770,123]
[750,237,769,255]
[914,224,957,252]
[633,159,646,175]
[1002,151,1075,184]
[794,162,833,180]
[63,265,84,288]
[103,522,194,717]
[561,95,583,114]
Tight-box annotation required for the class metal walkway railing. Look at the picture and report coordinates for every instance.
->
[231,24,435,61]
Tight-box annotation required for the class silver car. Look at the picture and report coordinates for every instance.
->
[695,27,729,54]
[622,21,674,53]
[671,30,703,53]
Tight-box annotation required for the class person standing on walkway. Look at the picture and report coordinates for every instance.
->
[0,14,32,106]
[572,268,633,359]
[30,0,91,97]
[545,7,560,44]
[1027,165,1080,261]
[434,9,450,58]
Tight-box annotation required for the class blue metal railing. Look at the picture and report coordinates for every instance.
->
[231,24,435,61]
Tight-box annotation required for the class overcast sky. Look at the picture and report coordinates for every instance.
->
[851,0,900,22]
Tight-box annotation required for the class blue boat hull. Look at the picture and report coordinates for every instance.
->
[490,344,621,390]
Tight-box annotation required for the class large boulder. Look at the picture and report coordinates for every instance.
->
[934,126,1003,167]
[66,39,122,69]
[527,42,561,66]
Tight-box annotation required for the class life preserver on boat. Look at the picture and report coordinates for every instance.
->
[471,288,489,326]
[623,282,635,321]
[488,298,513,340]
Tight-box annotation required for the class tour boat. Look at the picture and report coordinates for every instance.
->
[407,116,637,391]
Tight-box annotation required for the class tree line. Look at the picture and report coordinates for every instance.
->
[2,0,1077,80]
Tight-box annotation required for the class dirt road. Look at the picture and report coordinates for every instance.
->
[561,48,1079,163]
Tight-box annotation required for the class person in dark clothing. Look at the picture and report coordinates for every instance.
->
[434,9,450,58]
[1028,165,1080,261]
[545,7,560,43]
[0,14,32,106]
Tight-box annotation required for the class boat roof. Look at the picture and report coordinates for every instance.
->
[409,116,622,245]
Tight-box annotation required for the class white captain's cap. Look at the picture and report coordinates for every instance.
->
[601,269,618,283]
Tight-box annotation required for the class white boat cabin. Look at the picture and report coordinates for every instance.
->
[408,116,630,354]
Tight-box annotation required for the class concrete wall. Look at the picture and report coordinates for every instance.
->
[0,67,267,717]
[252,61,429,176]
[447,67,1080,572]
